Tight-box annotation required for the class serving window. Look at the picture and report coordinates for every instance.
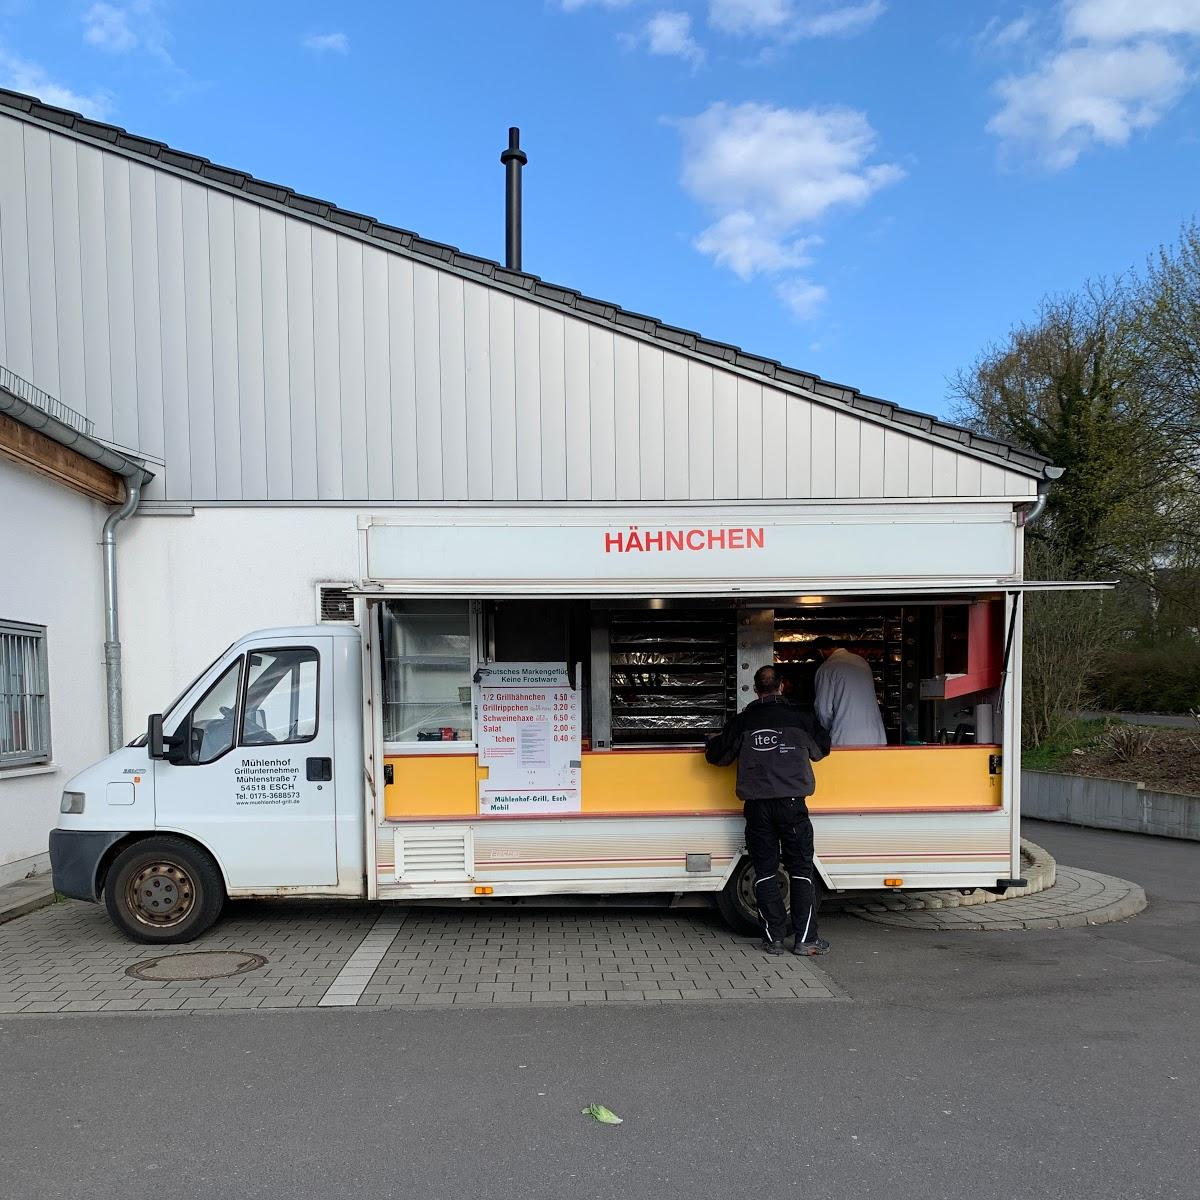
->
[588,597,1005,749]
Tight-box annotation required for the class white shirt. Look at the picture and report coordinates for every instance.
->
[814,649,888,747]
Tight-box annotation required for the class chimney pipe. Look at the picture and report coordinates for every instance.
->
[500,126,527,272]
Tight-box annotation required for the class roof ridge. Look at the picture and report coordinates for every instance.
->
[0,87,1051,476]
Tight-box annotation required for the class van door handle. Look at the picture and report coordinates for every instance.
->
[306,757,333,782]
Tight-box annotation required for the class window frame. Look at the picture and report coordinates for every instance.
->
[0,620,51,769]
[173,655,245,766]
[381,601,482,755]
[238,646,321,749]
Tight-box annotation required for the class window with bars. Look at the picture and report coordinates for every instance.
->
[1,622,51,767]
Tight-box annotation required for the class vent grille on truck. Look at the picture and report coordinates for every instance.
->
[318,585,355,623]
[394,827,474,882]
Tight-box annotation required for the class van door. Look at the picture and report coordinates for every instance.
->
[155,638,339,888]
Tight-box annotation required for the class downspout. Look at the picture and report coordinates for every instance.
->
[1017,466,1062,528]
[1005,463,1061,889]
[102,475,143,751]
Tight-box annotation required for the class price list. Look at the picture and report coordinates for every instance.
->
[476,663,582,815]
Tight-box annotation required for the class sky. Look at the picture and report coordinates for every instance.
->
[1,1,1198,420]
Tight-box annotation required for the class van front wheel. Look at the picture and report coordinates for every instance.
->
[104,837,225,944]
[716,856,790,937]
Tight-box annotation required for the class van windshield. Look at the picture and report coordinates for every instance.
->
[126,644,234,747]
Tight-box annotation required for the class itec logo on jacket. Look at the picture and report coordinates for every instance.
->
[751,729,782,751]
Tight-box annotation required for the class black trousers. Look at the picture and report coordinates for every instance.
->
[744,796,820,944]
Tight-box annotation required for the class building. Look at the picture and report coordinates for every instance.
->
[0,87,1051,886]
[0,371,150,883]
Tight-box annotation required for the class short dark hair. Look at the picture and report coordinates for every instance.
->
[812,636,835,650]
[753,665,780,694]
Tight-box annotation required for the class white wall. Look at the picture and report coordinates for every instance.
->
[120,507,360,735]
[0,458,108,882]
[0,111,1037,506]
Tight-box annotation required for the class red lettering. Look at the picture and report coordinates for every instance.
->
[727,528,745,550]
[604,531,624,553]
[686,529,705,550]
[644,531,663,551]
[665,530,684,551]
[747,527,765,549]
[626,528,645,552]
[707,528,727,550]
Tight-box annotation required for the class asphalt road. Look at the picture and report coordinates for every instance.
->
[1073,710,1197,729]
[3,820,1197,1200]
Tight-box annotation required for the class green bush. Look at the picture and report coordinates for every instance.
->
[1090,641,1200,713]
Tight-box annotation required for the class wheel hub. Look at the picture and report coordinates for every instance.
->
[127,862,196,928]
[736,862,791,920]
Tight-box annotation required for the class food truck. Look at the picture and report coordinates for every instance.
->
[49,500,1098,944]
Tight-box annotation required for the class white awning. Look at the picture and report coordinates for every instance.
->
[348,580,1115,600]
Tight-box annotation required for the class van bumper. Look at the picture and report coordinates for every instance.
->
[48,830,128,902]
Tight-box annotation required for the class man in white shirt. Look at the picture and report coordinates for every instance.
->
[812,637,888,747]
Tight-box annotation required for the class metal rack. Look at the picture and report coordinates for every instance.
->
[607,610,737,745]
[772,608,909,744]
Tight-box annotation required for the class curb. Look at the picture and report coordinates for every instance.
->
[844,866,1146,932]
[837,838,1056,918]
[1007,872,1147,931]
[0,878,56,927]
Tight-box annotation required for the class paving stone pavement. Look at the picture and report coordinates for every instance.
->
[845,865,1146,931]
[0,899,841,1016]
[354,908,840,1007]
[0,899,379,1015]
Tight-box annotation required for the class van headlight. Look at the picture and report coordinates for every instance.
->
[60,791,86,814]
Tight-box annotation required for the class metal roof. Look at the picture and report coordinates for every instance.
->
[0,87,1052,479]
[0,369,154,485]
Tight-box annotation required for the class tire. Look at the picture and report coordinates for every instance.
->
[716,855,790,937]
[103,836,226,944]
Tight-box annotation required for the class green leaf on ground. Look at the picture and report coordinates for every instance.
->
[582,1104,623,1124]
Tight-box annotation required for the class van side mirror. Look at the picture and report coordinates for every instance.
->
[148,714,193,765]
[147,714,166,760]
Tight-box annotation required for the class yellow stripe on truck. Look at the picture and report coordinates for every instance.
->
[382,746,1002,821]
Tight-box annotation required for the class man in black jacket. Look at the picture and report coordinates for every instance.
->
[705,665,832,956]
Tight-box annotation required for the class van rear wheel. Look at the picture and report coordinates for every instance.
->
[104,837,225,944]
[716,856,791,937]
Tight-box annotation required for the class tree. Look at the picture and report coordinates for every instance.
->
[950,283,1181,579]
[951,224,1200,731]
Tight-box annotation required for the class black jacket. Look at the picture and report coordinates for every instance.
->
[705,695,831,802]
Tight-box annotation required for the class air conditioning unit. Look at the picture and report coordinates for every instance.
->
[317,584,356,624]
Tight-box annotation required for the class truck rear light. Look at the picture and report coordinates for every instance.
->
[884,877,903,887]
[474,886,493,895]
[60,792,85,814]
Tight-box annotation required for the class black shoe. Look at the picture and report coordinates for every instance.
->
[760,939,786,956]
[794,937,830,956]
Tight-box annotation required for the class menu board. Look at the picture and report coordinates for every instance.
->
[476,663,582,815]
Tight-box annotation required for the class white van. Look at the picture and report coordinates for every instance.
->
[51,586,1028,944]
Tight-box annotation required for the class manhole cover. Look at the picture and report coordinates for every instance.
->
[126,950,267,981]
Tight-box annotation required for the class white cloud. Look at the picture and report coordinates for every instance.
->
[989,40,1188,168]
[983,0,1200,170]
[979,12,1037,49]
[793,0,884,38]
[709,0,792,34]
[1064,0,1200,43]
[695,213,819,277]
[82,1,174,67]
[776,277,828,320]
[675,101,902,318]
[83,3,137,52]
[678,102,903,232]
[708,0,884,40]
[303,32,350,54]
[644,11,706,67]
[0,48,112,118]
